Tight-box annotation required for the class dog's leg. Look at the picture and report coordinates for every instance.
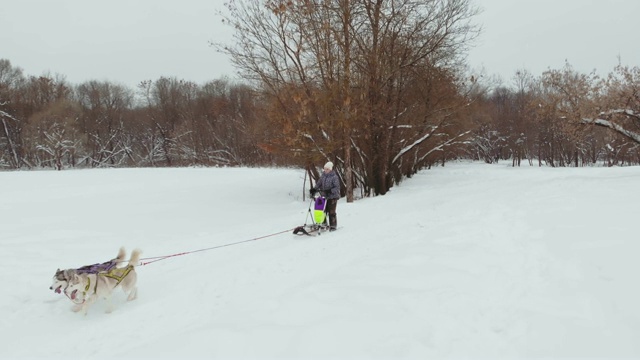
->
[104,296,114,314]
[81,301,91,316]
[126,287,138,301]
[71,303,83,312]
[81,295,98,316]
[82,302,90,316]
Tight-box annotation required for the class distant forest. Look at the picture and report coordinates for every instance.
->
[1,1,639,198]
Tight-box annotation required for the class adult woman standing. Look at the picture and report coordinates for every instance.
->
[310,161,340,231]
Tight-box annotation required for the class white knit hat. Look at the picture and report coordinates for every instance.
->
[324,161,334,170]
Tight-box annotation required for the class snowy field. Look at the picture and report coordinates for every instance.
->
[0,162,639,359]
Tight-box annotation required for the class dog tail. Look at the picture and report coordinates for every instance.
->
[116,247,127,263]
[128,248,142,267]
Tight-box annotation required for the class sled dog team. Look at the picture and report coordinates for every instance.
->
[50,247,141,315]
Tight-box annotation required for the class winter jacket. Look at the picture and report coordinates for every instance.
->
[313,170,341,199]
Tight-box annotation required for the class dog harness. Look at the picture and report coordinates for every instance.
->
[101,265,134,284]
[76,259,119,274]
[73,265,134,303]
[55,258,120,295]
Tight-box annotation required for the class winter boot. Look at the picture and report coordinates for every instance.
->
[329,214,337,231]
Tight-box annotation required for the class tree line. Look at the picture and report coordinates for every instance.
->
[471,64,640,168]
[2,0,639,199]
[217,0,639,198]
[0,60,272,170]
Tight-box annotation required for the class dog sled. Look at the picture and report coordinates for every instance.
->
[293,194,332,236]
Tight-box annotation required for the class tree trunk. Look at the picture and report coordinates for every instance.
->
[1,117,20,168]
[344,141,353,202]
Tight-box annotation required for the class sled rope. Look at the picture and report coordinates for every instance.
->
[136,228,297,266]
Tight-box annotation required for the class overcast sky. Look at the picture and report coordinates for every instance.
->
[1,0,639,89]
[468,0,640,83]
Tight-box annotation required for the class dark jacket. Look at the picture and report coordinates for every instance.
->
[314,170,341,199]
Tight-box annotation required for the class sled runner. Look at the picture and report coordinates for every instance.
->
[293,195,331,236]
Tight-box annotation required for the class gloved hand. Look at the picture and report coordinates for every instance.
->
[309,188,317,197]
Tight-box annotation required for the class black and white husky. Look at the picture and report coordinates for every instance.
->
[64,248,141,315]
[49,247,127,295]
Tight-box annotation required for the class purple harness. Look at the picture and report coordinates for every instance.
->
[52,258,120,295]
[75,259,119,274]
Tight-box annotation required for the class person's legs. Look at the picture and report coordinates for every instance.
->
[326,198,338,230]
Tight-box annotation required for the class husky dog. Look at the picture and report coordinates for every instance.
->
[65,248,142,314]
[50,247,127,295]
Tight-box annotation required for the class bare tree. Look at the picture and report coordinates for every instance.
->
[76,80,135,167]
[582,65,640,144]
[30,99,82,170]
[217,0,480,196]
[0,59,26,168]
[534,62,640,166]
[17,74,75,168]
[137,77,193,166]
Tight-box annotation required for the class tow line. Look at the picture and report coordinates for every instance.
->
[135,227,297,266]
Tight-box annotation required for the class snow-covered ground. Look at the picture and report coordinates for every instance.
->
[1,162,638,359]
